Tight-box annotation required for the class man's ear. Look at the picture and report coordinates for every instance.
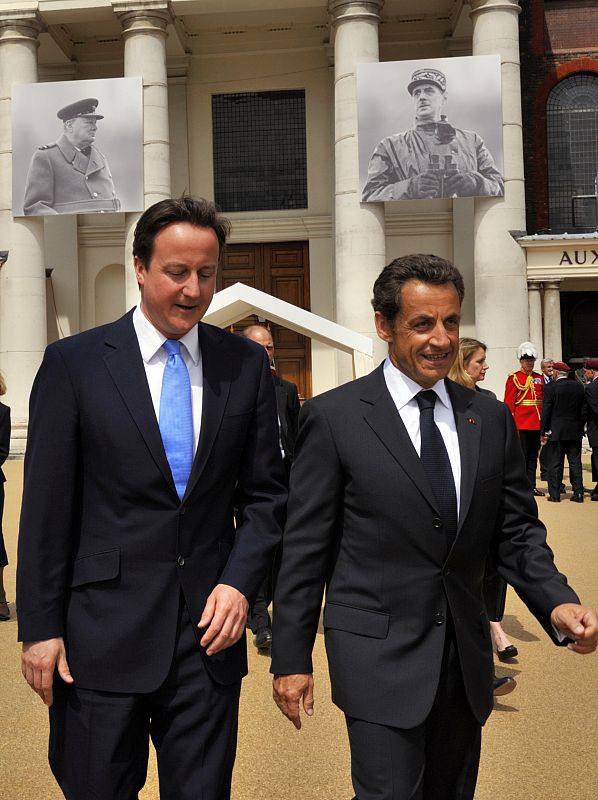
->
[374,311,393,343]
[133,256,146,287]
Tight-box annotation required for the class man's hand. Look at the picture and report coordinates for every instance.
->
[551,604,598,654]
[443,171,479,196]
[272,673,314,730]
[410,171,440,199]
[198,584,249,656]
[21,637,73,706]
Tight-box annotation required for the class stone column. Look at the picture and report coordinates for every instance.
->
[329,1,386,382]
[114,1,171,310]
[470,0,528,394]
[543,280,562,361]
[527,280,543,360]
[0,12,46,453]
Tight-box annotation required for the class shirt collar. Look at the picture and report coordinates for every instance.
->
[383,356,451,410]
[133,305,200,365]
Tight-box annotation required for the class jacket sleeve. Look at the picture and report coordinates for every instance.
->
[503,375,516,415]
[540,382,554,435]
[16,344,81,641]
[221,350,287,604]
[271,399,344,675]
[493,404,579,642]
[0,405,10,468]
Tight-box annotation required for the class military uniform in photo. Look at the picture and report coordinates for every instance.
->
[362,69,504,202]
[23,98,120,216]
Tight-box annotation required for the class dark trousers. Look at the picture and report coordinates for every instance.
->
[0,484,7,567]
[544,439,583,499]
[591,446,598,487]
[346,631,482,800]
[49,599,241,800]
[517,429,541,489]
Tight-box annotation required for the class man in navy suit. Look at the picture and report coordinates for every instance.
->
[271,255,598,800]
[17,197,286,799]
[540,361,585,503]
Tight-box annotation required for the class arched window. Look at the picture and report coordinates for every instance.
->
[547,74,598,232]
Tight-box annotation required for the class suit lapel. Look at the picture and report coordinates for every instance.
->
[361,367,439,513]
[183,323,231,500]
[447,381,481,531]
[102,311,174,492]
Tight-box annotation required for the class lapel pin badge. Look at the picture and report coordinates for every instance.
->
[467,417,477,425]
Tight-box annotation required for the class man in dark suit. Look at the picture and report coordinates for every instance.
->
[271,255,598,800]
[583,358,598,500]
[242,324,300,653]
[540,361,585,503]
[16,197,286,799]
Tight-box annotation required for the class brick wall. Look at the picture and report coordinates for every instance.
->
[519,1,598,232]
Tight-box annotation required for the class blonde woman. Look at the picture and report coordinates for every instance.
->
[449,339,519,695]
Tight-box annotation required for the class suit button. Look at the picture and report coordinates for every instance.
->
[85,176,89,180]
[432,518,443,528]
[434,612,445,625]
[92,192,98,197]
[180,505,186,515]
[177,556,185,567]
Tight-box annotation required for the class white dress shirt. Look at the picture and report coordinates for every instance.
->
[383,357,461,514]
[133,305,203,456]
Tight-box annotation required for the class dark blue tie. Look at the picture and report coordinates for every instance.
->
[416,390,458,548]
[159,340,193,500]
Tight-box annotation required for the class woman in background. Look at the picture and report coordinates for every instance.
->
[449,339,518,695]
[0,371,11,621]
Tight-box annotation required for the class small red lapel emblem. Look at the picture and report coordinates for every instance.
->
[467,417,477,424]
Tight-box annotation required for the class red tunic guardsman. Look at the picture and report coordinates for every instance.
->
[504,341,544,495]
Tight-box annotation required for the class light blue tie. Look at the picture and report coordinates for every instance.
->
[159,339,194,500]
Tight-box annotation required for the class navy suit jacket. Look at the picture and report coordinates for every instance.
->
[272,366,578,728]
[540,378,585,441]
[17,310,286,692]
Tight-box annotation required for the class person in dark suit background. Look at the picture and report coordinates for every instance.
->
[583,358,598,501]
[271,254,598,800]
[16,197,286,799]
[242,323,300,653]
[0,371,10,622]
[540,361,585,503]
[539,358,555,484]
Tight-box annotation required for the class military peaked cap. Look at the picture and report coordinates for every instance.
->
[407,68,447,95]
[57,98,104,121]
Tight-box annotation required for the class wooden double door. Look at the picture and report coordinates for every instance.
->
[217,241,311,401]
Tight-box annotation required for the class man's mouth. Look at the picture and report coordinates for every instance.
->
[422,353,448,363]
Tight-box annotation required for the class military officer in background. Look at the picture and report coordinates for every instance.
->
[362,68,504,202]
[504,342,545,496]
[23,98,120,216]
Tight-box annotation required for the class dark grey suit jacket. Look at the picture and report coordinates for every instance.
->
[540,378,585,441]
[272,366,578,728]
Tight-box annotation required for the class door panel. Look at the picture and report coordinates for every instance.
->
[218,242,312,400]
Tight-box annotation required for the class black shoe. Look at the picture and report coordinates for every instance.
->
[547,496,561,503]
[493,676,517,697]
[533,488,545,496]
[591,494,598,502]
[570,493,584,503]
[497,644,518,662]
[253,627,273,653]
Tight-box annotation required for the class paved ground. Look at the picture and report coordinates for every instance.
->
[1,459,597,800]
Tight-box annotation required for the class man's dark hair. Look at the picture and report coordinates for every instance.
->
[372,254,465,323]
[133,196,231,266]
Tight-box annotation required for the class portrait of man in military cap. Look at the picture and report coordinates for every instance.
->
[12,78,143,217]
[357,55,504,202]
